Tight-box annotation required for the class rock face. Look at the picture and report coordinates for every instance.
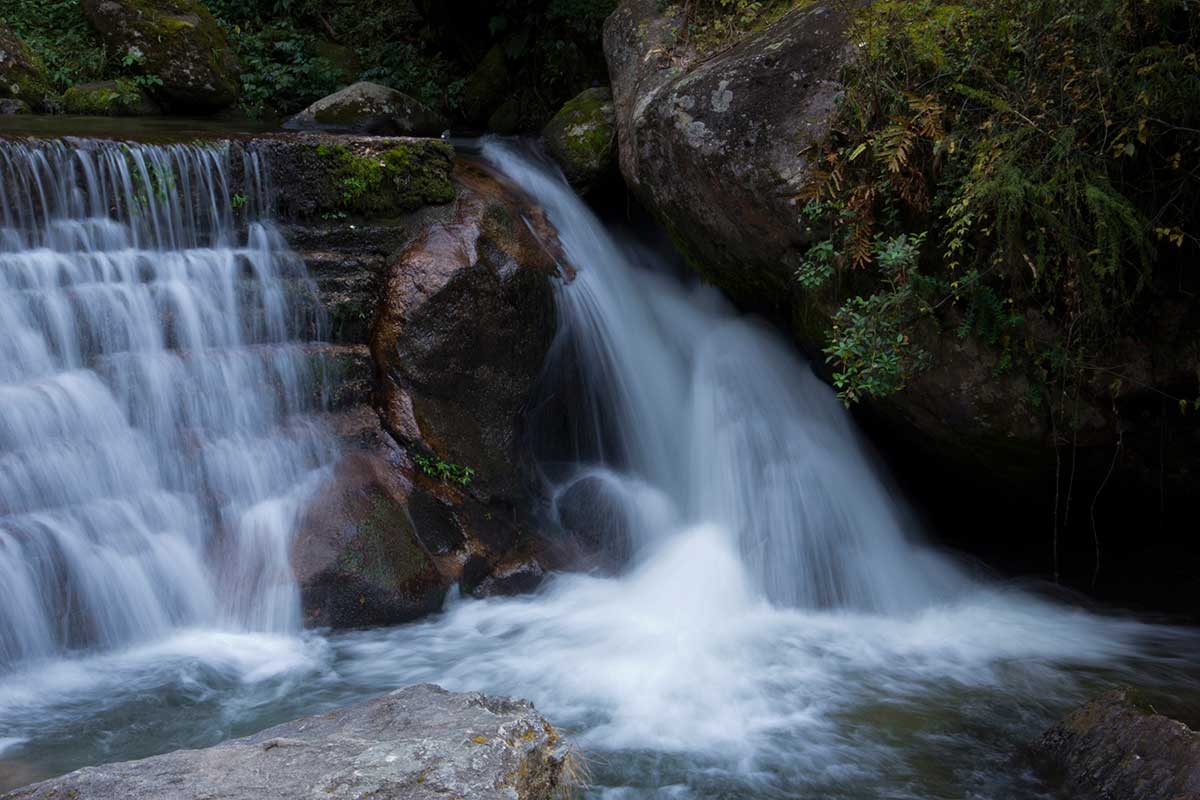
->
[62,79,160,115]
[81,0,240,112]
[0,684,575,800]
[543,86,617,193]
[0,26,51,111]
[285,82,448,136]
[1031,688,1200,800]
[372,159,561,509]
[239,136,560,627]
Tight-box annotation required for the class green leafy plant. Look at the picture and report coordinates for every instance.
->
[411,452,475,487]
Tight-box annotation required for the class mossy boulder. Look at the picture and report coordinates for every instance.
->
[284,81,447,136]
[62,79,160,116]
[0,25,52,111]
[314,139,456,217]
[80,0,240,112]
[543,86,616,193]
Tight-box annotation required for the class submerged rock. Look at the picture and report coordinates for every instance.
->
[62,79,160,116]
[80,0,240,112]
[0,26,51,111]
[0,684,575,800]
[1031,687,1200,800]
[284,81,447,136]
[543,86,617,194]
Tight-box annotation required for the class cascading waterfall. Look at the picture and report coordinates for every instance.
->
[0,139,335,670]
[498,140,965,610]
[1,137,1197,799]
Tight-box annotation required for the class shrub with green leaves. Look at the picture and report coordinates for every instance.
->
[800,0,1199,408]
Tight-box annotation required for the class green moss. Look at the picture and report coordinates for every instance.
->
[315,141,455,216]
[0,24,54,107]
[62,79,157,115]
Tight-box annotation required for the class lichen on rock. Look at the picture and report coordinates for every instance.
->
[543,86,617,194]
[285,81,448,136]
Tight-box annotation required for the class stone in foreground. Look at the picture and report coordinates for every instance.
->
[1031,687,1200,800]
[0,684,574,800]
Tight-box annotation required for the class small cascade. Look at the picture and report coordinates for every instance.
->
[488,141,965,611]
[0,139,336,670]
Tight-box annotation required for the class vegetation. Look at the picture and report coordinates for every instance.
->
[796,0,1200,409]
[411,452,475,487]
[314,142,455,215]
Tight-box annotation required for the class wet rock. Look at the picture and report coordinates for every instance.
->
[1031,687,1200,800]
[246,134,456,221]
[0,684,576,800]
[0,26,51,111]
[543,86,617,194]
[552,474,634,573]
[372,160,561,509]
[80,0,240,112]
[284,81,447,136]
[62,79,160,116]
[293,451,448,628]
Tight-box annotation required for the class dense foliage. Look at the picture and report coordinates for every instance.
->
[799,0,1199,409]
[1,0,614,122]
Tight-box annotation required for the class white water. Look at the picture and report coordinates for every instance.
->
[1,140,1197,798]
[0,140,335,669]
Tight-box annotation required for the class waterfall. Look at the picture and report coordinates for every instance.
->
[487,141,966,610]
[0,139,336,670]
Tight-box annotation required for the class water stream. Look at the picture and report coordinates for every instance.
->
[0,138,1197,798]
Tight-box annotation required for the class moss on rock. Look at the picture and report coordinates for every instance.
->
[315,140,456,217]
[62,79,160,115]
[542,86,616,193]
[80,0,240,112]
[0,24,52,110]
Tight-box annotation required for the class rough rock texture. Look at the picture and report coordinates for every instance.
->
[372,159,562,509]
[0,26,50,111]
[285,82,448,136]
[62,80,160,116]
[235,136,559,626]
[603,0,1200,521]
[81,0,240,112]
[0,684,574,800]
[543,86,617,193]
[0,98,29,114]
[1031,688,1200,800]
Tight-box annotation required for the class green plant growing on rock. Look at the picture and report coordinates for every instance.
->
[800,0,1199,414]
[411,452,475,487]
[315,142,455,216]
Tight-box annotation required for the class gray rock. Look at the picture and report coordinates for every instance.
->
[0,684,577,800]
[0,25,51,111]
[285,82,448,136]
[1031,687,1200,800]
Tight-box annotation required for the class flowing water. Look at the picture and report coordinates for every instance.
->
[1,138,1198,798]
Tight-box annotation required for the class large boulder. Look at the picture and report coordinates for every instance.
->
[372,160,562,509]
[543,86,617,193]
[1031,687,1200,800]
[0,684,575,800]
[0,26,51,111]
[284,82,448,136]
[80,0,240,112]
